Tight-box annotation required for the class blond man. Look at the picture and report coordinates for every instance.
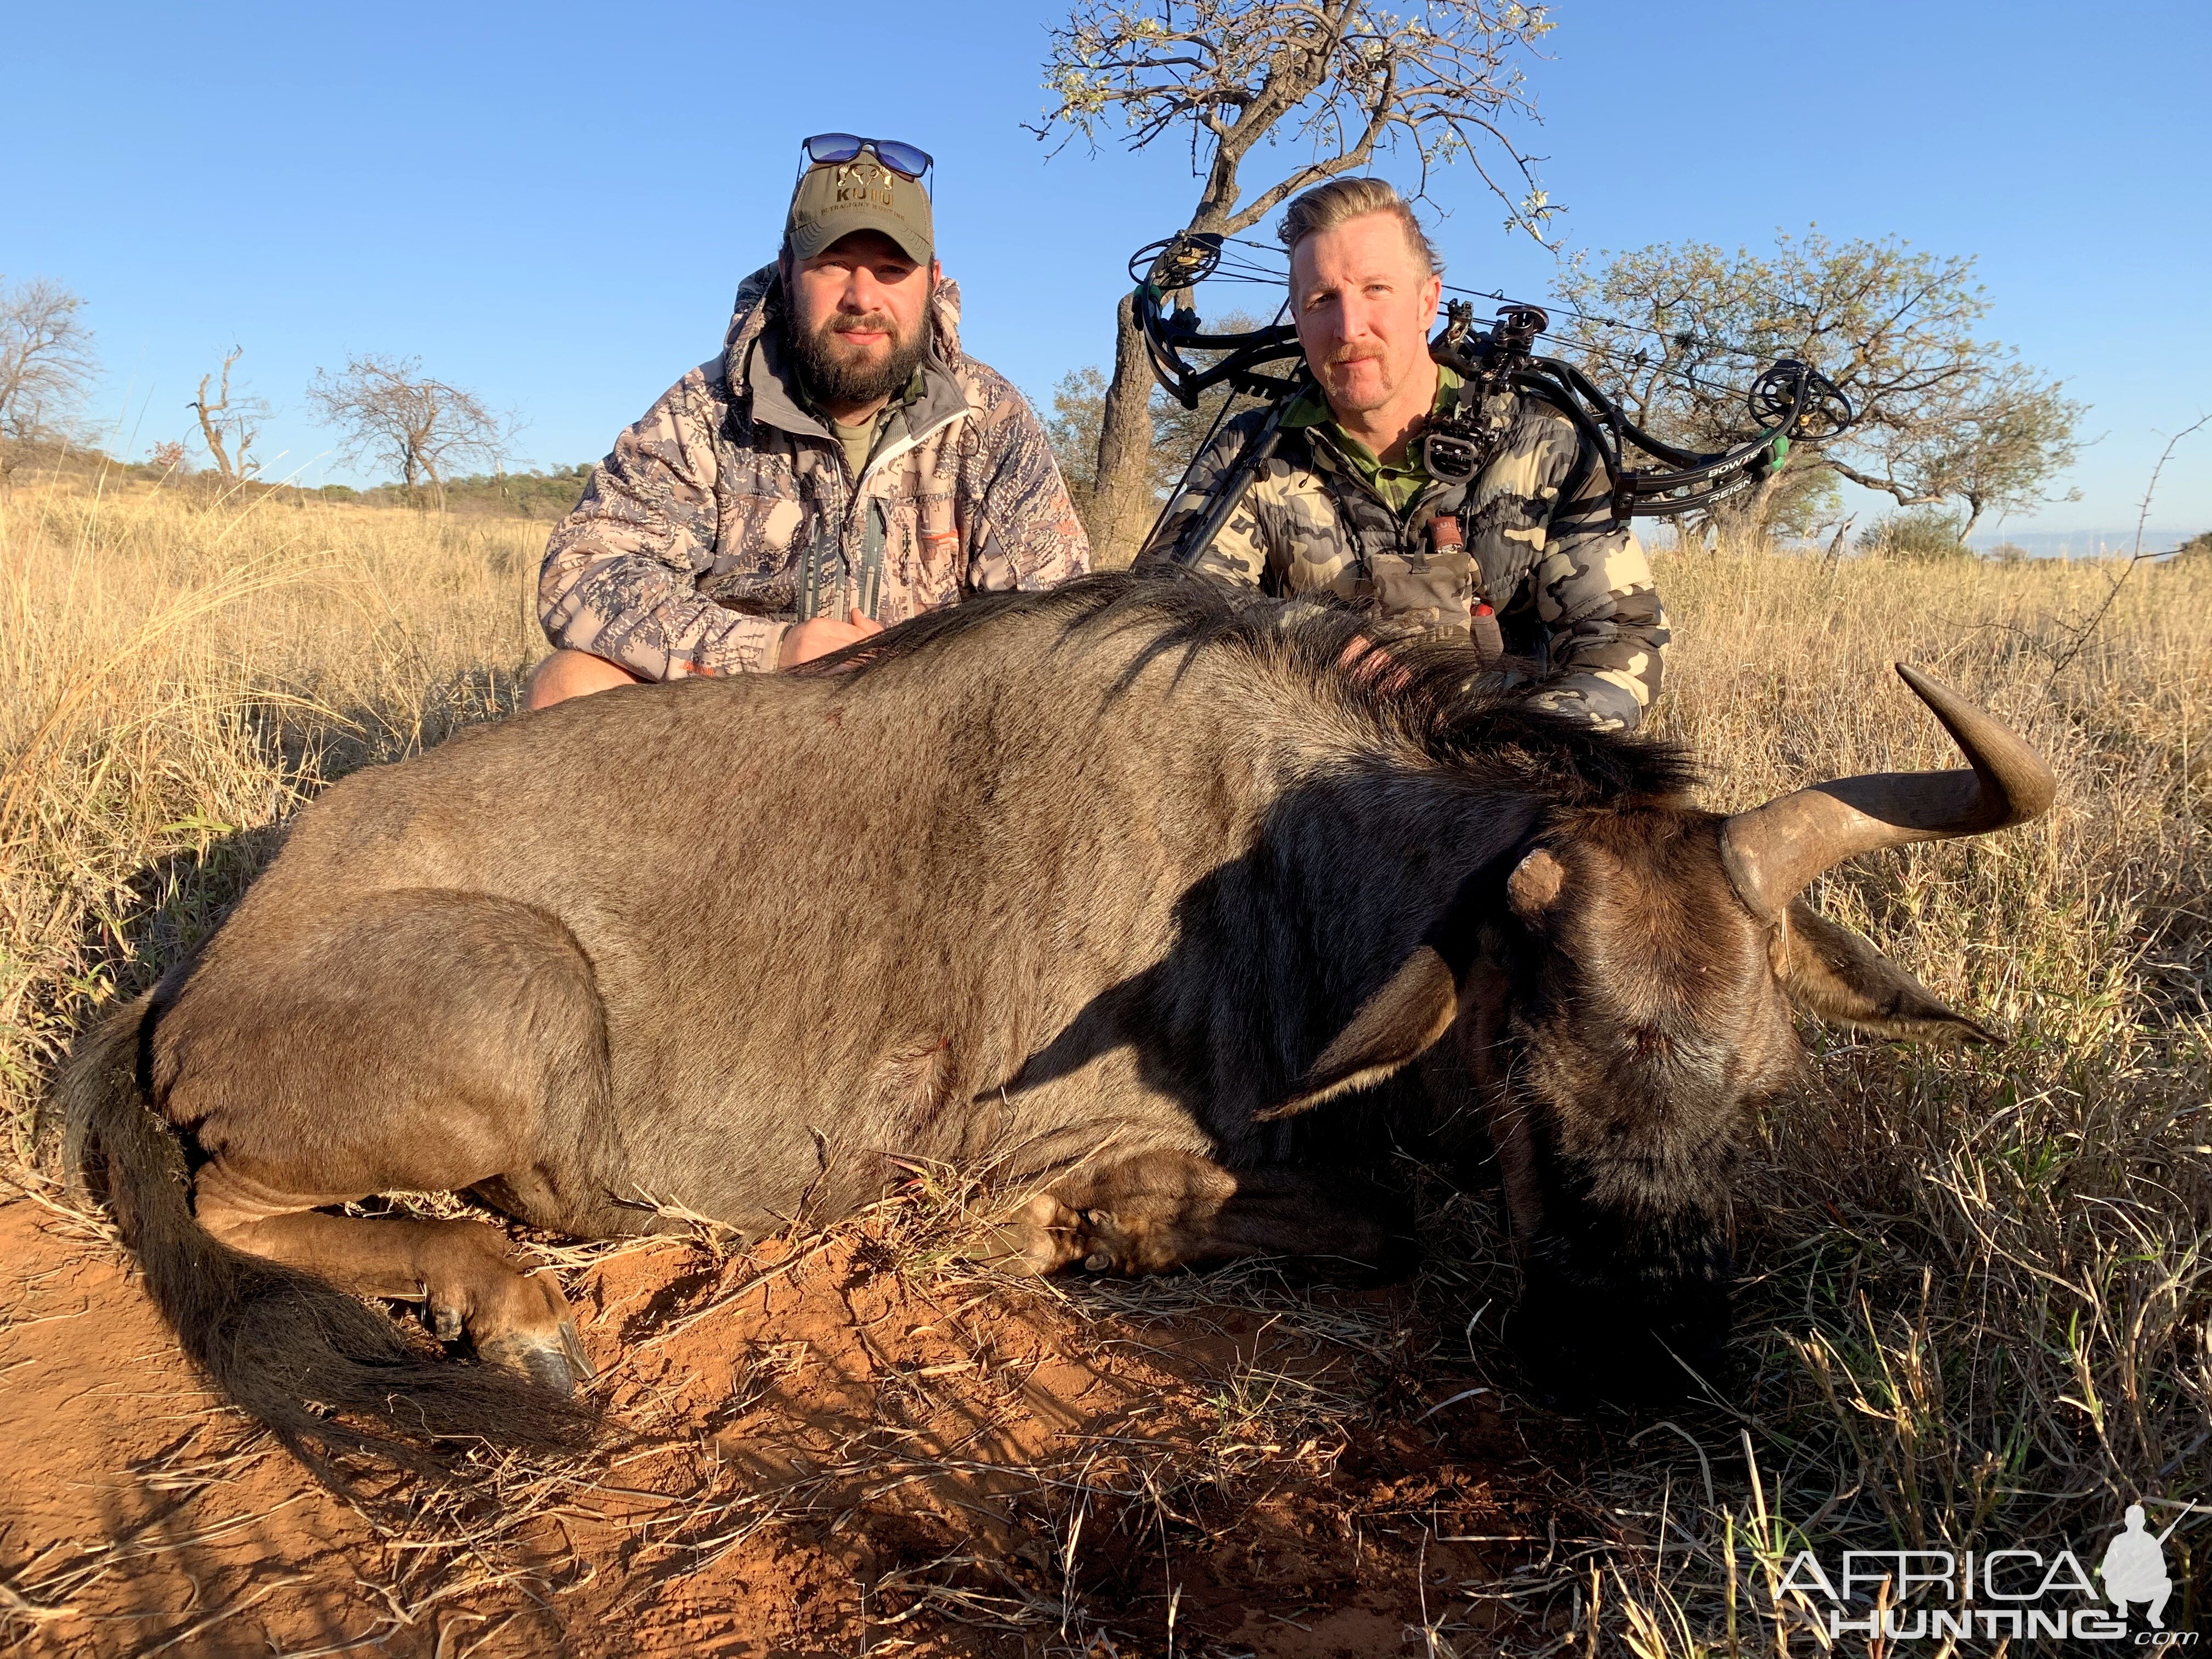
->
[1144,177,1667,731]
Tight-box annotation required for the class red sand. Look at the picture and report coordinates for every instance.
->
[0,1189,1571,1657]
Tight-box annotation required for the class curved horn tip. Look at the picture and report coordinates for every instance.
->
[1893,662,1953,702]
[1892,660,2058,824]
[1721,660,2059,922]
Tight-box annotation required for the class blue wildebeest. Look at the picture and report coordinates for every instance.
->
[49,575,2053,1459]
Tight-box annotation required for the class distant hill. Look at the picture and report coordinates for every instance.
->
[1,438,599,521]
[1966,527,2205,558]
[331,465,597,521]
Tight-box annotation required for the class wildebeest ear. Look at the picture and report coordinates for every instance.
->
[1255,945,1461,1121]
[1776,900,1995,1044]
[1506,848,1566,921]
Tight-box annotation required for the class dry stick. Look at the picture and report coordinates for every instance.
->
[2041,413,2211,694]
[1724,1509,1741,1659]
[0,1571,77,1627]
[137,1573,312,1657]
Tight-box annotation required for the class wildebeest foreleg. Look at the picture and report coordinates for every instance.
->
[1008,1149,1396,1276]
[193,1162,591,1391]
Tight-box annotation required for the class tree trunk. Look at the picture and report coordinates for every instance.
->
[1090,291,1158,568]
[1959,499,1984,544]
[1820,514,1855,575]
[194,375,236,483]
[1710,469,1785,550]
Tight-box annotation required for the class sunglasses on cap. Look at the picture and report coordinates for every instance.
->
[799,133,933,182]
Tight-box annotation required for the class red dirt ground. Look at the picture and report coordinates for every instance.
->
[0,1183,1596,1658]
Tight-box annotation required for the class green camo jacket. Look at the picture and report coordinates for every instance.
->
[538,265,1090,679]
[1138,384,1669,732]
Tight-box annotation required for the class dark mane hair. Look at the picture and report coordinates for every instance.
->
[813,572,1698,808]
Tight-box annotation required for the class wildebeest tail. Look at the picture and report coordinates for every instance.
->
[54,993,599,1470]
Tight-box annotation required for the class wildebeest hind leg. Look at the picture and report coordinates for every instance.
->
[194,1164,591,1391]
[1008,1149,1397,1276]
[156,889,624,1392]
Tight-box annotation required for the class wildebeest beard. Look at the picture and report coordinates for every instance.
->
[787,305,932,409]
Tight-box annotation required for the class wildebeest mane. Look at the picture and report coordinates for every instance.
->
[812,571,1697,809]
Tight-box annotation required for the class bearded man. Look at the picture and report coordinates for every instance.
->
[531,136,1088,704]
[1141,177,1667,732]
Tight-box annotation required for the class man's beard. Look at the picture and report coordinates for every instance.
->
[788,307,930,409]
[1321,346,1393,414]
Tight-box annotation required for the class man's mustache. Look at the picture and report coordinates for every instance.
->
[825,311,901,342]
[1323,347,1383,370]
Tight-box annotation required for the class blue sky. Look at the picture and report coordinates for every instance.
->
[8,0,2207,540]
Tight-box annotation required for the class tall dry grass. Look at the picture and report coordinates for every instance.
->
[2,474,2206,1649]
[0,472,545,1130]
[1596,545,2212,1650]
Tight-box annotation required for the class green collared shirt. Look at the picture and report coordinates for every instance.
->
[1282,364,1463,518]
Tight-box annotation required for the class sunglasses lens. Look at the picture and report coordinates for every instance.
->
[803,133,865,165]
[873,140,933,179]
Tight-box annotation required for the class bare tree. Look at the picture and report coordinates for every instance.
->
[1037,0,1554,558]
[304,353,514,507]
[0,275,99,466]
[1043,310,1267,559]
[1550,231,2084,544]
[188,346,271,484]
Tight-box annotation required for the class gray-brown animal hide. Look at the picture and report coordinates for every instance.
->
[154,582,1569,1229]
[53,573,2050,1454]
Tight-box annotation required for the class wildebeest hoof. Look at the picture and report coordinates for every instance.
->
[972,1193,1093,1275]
[557,1317,594,1383]
[478,1329,583,1395]
[447,1266,594,1392]
[1042,1200,1139,1274]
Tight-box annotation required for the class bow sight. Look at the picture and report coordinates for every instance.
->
[1129,231,1855,561]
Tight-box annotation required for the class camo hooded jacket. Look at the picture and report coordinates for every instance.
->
[538,265,1090,679]
[1138,382,1669,731]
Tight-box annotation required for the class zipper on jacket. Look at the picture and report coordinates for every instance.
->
[834,404,973,620]
[857,500,887,620]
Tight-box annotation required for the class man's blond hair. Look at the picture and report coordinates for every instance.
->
[1277,178,1442,276]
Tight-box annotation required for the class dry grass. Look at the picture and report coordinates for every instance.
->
[0,467,545,1131]
[1599,544,2212,1650]
[3,466,2208,1651]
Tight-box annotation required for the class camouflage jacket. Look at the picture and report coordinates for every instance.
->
[1138,383,1668,731]
[539,266,1090,678]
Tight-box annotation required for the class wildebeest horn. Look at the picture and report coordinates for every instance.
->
[1719,663,2057,922]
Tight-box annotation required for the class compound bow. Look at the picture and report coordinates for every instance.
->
[1127,231,1855,567]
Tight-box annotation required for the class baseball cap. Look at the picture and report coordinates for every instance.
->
[786,148,934,265]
